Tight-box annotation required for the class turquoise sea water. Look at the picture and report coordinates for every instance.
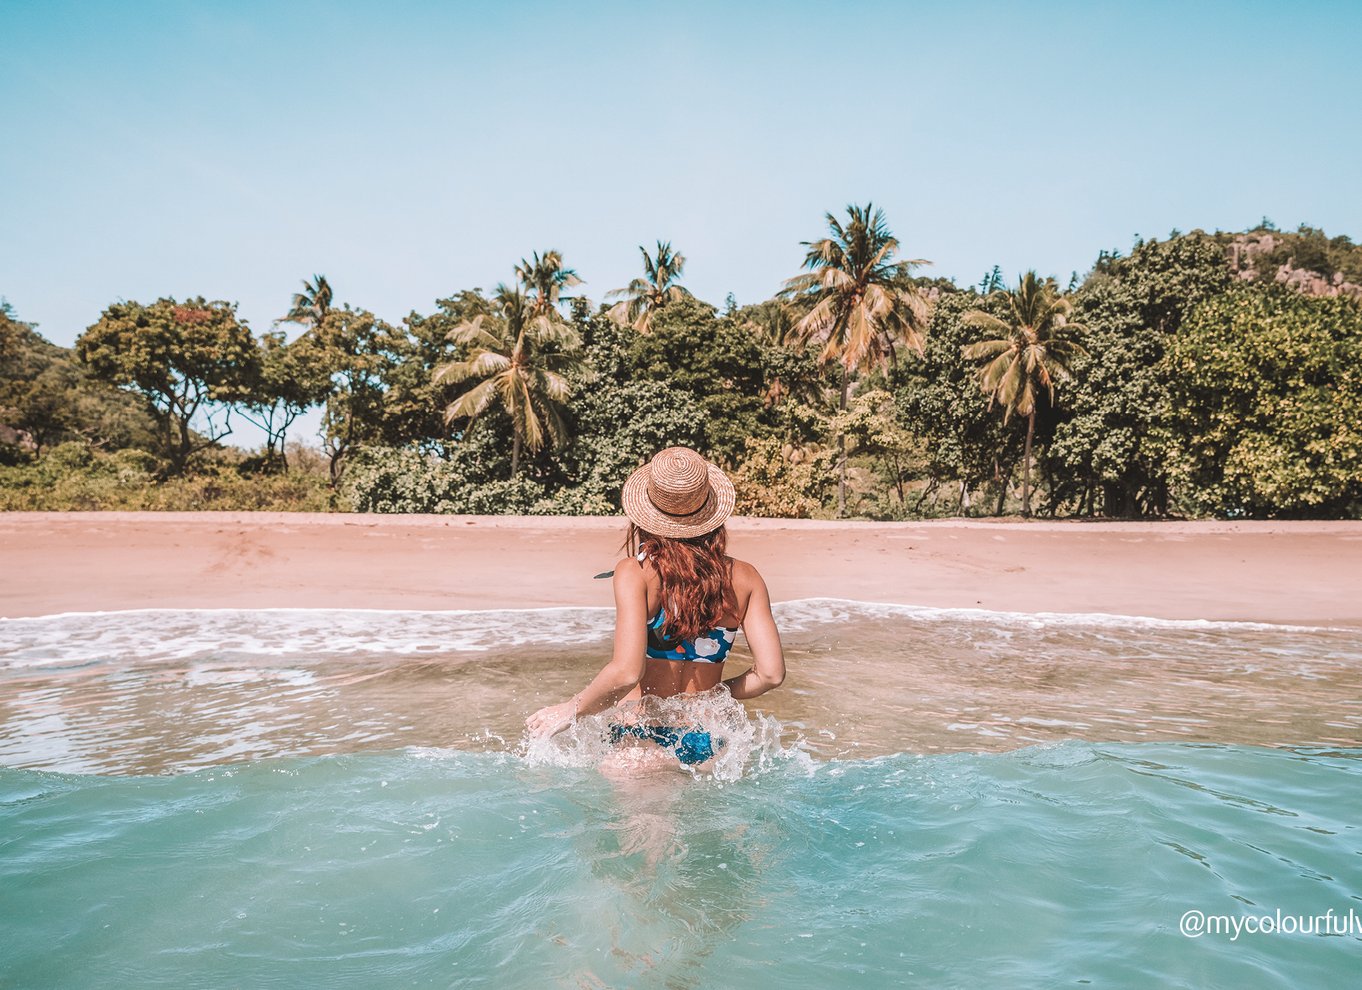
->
[3,745,1360,988]
[2,604,1360,988]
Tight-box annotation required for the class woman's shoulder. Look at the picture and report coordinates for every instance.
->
[611,556,648,586]
[727,557,765,591]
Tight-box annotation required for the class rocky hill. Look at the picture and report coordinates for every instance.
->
[1219,226,1362,301]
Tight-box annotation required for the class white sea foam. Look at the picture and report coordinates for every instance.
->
[770,598,1350,635]
[0,598,1350,672]
[0,606,614,670]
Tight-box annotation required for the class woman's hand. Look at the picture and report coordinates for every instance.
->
[526,698,577,739]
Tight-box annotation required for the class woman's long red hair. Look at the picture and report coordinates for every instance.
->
[625,523,737,642]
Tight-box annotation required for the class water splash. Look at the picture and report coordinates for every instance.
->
[520,686,815,782]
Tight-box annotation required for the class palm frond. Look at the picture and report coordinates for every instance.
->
[444,376,500,423]
[961,310,1010,336]
[962,338,1012,361]
[781,203,932,374]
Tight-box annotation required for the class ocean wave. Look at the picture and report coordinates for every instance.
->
[769,597,1352,634]
[0,606,615,669]
[1,598,1352,671]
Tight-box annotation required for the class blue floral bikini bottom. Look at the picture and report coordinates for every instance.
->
[608,723,720,765]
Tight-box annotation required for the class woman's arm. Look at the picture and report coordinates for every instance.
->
[573,563,648,716]
[525,561,648,737]
[723,568,786,700]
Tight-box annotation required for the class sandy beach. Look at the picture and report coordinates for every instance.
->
[2,512,1359,625]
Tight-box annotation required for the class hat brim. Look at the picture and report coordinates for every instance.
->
[621,461,735,539]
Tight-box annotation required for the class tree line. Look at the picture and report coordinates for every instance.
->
[1,211,1360,518]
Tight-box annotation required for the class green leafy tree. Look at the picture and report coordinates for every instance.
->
[298,306,399,484]
[537,307,709,510]
[962,272,1087,516]
[827,387,923,512]
[76,297,257,473]
[1048,233,1231,516]
[0,299,24,370]
[557,379,707,510]
[13,351,159,458]
[606,241,692,333]
[781,203,930,516]
[434,285,586,477]
[2,302,76,457]
[238,330,332,471]
[1164,285,1362,517]
[625,297,768,463]
[892,290,1022,515]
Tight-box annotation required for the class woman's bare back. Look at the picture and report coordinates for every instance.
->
[621,557,765,701]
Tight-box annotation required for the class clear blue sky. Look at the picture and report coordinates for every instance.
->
[3,1,1359,345]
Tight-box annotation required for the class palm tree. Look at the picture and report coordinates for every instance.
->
[515,250,582,318]
[606,241,691,333]
[961,271,1088,517]
[282,274,333,327]
[741,298,798,347]
[780,203,931,516]
[434,285,586,477]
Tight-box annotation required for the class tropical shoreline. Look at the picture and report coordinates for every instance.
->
[3,512,1359,626]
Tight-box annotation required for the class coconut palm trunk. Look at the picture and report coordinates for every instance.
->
[511,433,522,478]
[961,271,1089,520]
[779,204,930,520]
[837,365,850,516]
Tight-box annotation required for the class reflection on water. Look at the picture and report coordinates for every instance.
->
[1,601,1360,775]
[569,769,774,986]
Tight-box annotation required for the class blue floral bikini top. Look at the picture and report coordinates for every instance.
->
[637,550,738,664]
[646,606,737,663]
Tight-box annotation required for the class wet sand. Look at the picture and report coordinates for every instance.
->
[2,512,1360,625]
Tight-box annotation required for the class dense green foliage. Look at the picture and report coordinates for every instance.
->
[891,291,1023,515]
[1165,287,1362,517]
[0,441,330,511]
[77,297,258,473]
[2,217,1360,518]
[1045,233,1233,516]
[0,302,158,462]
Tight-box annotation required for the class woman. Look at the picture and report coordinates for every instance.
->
[525,446,786,766]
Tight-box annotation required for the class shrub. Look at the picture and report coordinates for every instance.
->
[0,443,330,511]
[340,445,550,514]
[731,437,835,518]
[340,446,459,513]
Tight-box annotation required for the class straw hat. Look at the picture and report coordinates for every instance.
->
[621,446,735,539]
